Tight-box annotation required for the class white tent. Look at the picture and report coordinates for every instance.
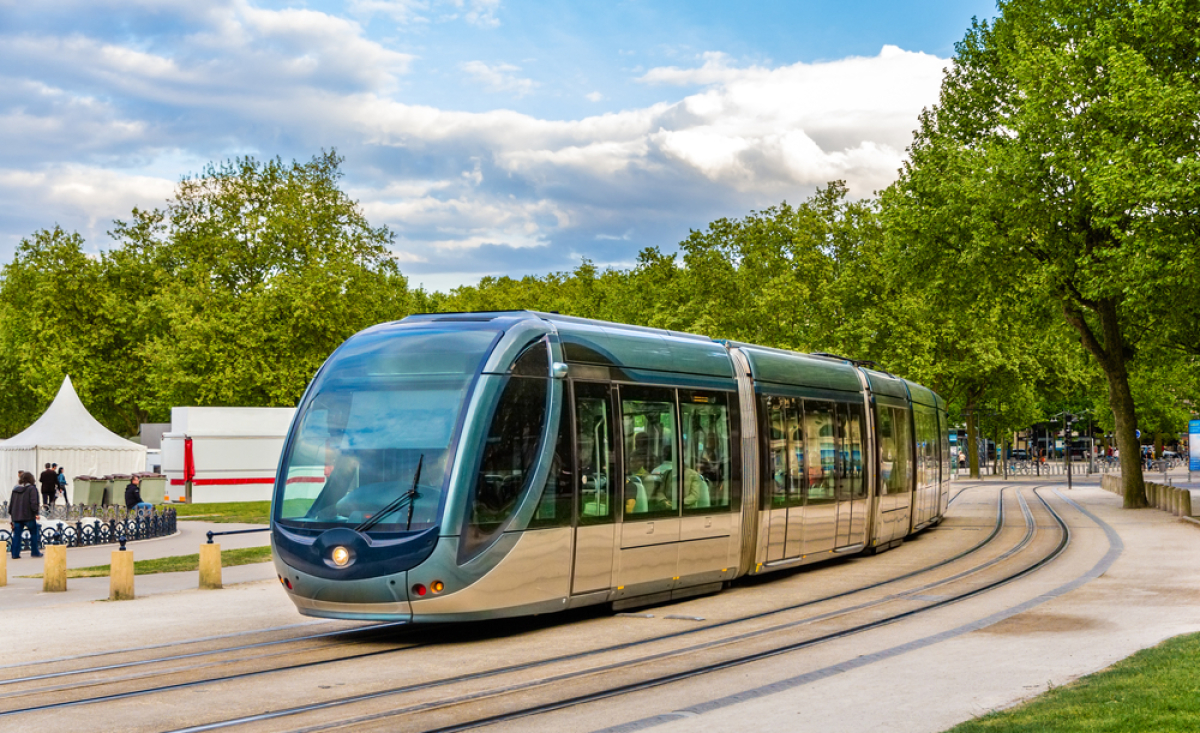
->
[0,376,146,489]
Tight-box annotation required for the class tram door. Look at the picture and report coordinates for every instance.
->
[571,382,616,595]
[616,386,681,588]
[835,403,866,547]
[764,396,801,562]
[800,400,838,556]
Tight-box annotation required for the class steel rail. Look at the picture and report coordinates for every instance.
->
[417,486,1071,733]
[3,482,991,688]
[0,622,412,688]
[151,486,1039,733]
[1,484,1016,722]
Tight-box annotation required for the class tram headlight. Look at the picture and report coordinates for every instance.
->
[331,546,351,567]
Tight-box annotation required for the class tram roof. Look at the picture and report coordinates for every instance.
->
[724,342,864,393]
[398,313,942,405]
[904,379,939,408]
[402,311,735,379]
[863,368,910,399]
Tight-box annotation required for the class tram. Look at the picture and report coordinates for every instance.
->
[271,312,950,621]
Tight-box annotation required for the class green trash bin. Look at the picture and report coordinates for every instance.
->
[137,473,167,505]
[72,476,105,506]
[110,474,132,507]
[70,476,89,505]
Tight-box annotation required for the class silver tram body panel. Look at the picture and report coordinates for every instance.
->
[271,312,950,621]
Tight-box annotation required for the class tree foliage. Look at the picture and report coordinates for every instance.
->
[0,152,418,435]
[885,0,1200,504]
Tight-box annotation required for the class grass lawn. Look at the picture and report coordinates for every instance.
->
[948,633,1200,732]
[22,546,274,579]
[171,501,271,524]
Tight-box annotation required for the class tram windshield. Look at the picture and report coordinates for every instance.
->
[275,327,500,532]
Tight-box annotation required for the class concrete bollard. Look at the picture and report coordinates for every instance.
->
[199,542,222,589]
[0,541,6,587]
[43,544,67,592]
[1183,489,1193,518]
[110,547,134,600]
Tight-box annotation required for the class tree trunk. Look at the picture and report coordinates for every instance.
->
[966,394,980,479]
[1062,298,1145,507]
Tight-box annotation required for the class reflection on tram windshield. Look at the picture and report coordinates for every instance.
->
[277,328,498,531]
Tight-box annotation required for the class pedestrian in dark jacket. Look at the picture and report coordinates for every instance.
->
[9,471,43,559]
[125,475,145,511]
[39,463,57,508]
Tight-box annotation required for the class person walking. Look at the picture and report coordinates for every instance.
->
[9,471,43,559]
[38,463,57,508]
[55,466,68,505]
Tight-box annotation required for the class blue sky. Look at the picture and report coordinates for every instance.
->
[0,0,997,291]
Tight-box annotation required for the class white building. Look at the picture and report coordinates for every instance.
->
[161,407,295,503]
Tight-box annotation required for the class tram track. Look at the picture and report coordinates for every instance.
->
[0,479,990,692]
[0,483,1004,718]
[415,485,1073,733]
[0,483,1050,731]
[6,480,992,701]
[273,485,1072,733]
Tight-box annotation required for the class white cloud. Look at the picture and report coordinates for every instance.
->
[0,17,948,283]
[341,46,943,196]
[348,0,429,23]
[1,4,415,106]
[460,61,537,96]
[0,165,176,250]
[585,91,605,102]
[453,0,502,27]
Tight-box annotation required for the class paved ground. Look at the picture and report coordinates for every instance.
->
[2,519,274,611]
[4,474,1200,732]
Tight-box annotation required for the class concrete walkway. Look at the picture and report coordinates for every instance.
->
[5,477,1200,733]
[2,519,273,610]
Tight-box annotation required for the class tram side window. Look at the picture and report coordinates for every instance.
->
[622,387,679,519]
[837,403,865,501]
[878,407,897,494]
[889,407,913,494]
[763,395,803,509]
[680,391,732,513]
[531,396,572,528]
[804,401,837,504]
[913,411,926,490]
[463,374,549,554]
[917,409,939,490]
[576,383,616,525]
[939,414,951,484]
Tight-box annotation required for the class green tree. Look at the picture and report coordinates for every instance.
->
[889,0,1200,506]
[0,227,149,435]
[110,150,416,412]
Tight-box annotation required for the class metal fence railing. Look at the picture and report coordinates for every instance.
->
[1,504,177,553]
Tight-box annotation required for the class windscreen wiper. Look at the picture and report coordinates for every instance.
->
[355,455,423,533]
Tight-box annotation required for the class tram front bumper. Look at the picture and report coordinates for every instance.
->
[275,557,412,621]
